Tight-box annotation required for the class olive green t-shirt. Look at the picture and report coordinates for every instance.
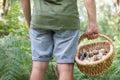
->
[31,0,80,30]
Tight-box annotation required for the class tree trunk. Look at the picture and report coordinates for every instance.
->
[2,0,10,16]
[114,0,120,15]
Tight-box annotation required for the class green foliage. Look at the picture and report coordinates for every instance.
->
[0,0,28,37]
[0,21,9,36]
[0,0,120,80]
[44,62,57,80]
[0,33,58,80]
[0,34,31,80]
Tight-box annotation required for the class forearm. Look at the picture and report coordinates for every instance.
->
[21,0,31,28]
[84,0,97,26]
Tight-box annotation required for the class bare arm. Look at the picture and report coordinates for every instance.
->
[21,0,31,30]
[84,0,97,25]
[83,0,98,39]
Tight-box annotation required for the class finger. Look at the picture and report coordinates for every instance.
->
[92,34,99,39]
[91,34,96,39]
[94,34,98,38]
[87,34,96,40]
[91,34,98,39]
[80,32,87,40]
[86,35,92,40]
[90,35,94,40]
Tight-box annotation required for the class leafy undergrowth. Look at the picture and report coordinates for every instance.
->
[0,34,31,80]
[0,33,120,80]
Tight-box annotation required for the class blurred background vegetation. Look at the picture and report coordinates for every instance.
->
[0,0,120,80]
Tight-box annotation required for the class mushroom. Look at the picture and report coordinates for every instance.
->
[80,52,88,60]
[88,51,94,57]
[94,55,102,61]
[93,49,99,55]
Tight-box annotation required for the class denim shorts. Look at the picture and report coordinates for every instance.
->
[29,28,80,63]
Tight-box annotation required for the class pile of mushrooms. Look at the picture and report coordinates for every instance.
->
[80,49,108,62]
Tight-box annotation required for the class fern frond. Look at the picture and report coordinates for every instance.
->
[0,34,31,80]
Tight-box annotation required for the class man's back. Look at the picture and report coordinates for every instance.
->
[31,0,80,30]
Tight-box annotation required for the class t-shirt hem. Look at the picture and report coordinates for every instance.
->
[30,23,80,30]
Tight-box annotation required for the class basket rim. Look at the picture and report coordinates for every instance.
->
[75,41,114,66]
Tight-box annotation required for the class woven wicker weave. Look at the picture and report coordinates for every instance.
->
[75,34,114,76]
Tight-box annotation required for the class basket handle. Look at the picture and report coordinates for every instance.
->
[78,34,113,45]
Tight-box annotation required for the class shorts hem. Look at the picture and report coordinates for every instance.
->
[32,57,53,62]
[56,58,75,64]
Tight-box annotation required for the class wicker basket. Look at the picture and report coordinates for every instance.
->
[75,34,114,76]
